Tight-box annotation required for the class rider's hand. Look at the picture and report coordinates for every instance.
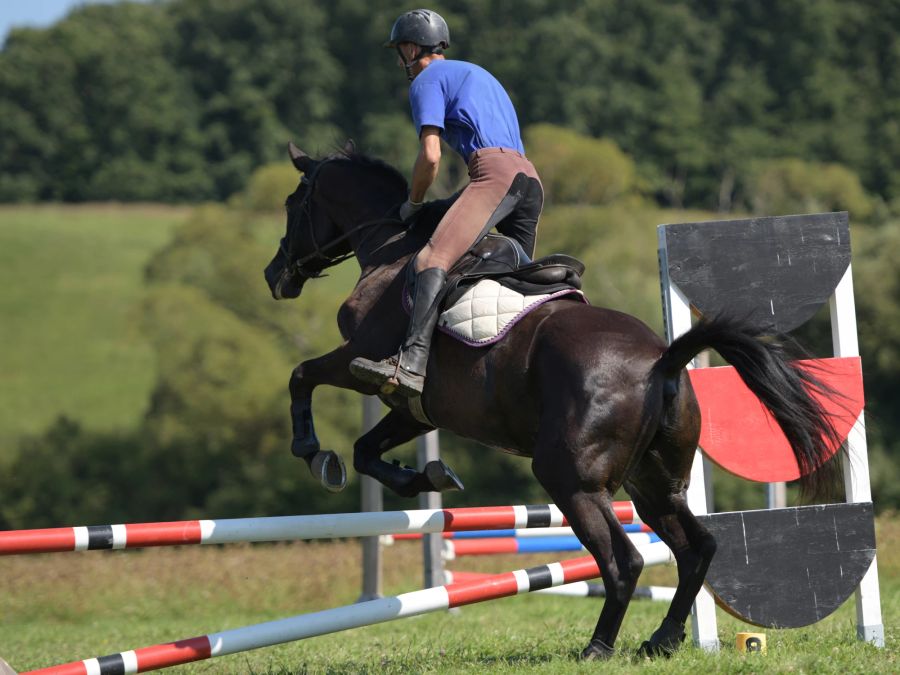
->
[399,198,423,222]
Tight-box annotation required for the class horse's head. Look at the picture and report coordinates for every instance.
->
[264,140,409,300]
[264,142,353,300]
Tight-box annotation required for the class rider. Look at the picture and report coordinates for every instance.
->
[350,8,544,398]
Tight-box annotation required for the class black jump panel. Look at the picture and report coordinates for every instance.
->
[661,212,850,332]
[698,502,875,628]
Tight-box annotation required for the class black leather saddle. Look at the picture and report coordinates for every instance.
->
[442,234,585,307]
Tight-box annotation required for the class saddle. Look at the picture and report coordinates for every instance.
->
[401,234,586,348]
[443,233,584,307]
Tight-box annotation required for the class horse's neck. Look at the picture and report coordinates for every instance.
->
[352,214,429,272]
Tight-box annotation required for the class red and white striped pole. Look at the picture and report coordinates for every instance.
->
[444,570,676,601]
[1,503,641,555]
[22,556,606,674]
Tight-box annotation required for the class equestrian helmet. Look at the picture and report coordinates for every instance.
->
[385,9,450,51]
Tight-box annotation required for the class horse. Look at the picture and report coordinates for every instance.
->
[263,141,841,659]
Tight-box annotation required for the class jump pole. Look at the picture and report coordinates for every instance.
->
[444,571,677,601]
[388,522,653,541]
[0,503,640,555]
[22,554,617,675]
[443,533,662,558]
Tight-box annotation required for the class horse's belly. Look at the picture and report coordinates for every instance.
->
[423,316,544,454]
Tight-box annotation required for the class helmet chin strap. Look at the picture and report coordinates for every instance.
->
[396,45,433,82]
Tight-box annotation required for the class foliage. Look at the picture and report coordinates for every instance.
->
[525,124,636,205]
[234,161,299,212]
[1,0,897,211]
[0,2,210,202]
[747,158,873,219]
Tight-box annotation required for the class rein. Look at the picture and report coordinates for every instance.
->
[283,160,402,279]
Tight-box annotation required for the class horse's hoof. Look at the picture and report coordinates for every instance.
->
[579,640,614,661]
[424,460,465,492]
[637,640,673,658]
[637,618,685,658]
[309,450,347,492]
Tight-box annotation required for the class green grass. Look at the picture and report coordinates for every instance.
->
[0,203,379,458]
[2,517,898,673]
[0,204,190,450]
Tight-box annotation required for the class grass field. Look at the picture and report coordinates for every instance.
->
[1,516,897,673]
[0,204,191,451]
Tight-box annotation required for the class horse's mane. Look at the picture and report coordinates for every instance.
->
[285,147,450,244]
[340,151,409,195]
[284,148,409,214]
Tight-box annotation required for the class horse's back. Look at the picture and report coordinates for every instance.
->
[527,301,668,403]
[425,299,668,454]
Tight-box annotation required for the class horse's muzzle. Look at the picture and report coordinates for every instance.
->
[264,255,304,300]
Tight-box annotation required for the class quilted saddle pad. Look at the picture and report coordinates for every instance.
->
[437,278,583,346]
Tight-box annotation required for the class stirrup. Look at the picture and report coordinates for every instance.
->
[383,352,405,393]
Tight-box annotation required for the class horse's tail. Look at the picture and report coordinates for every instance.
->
[653,314,842,497]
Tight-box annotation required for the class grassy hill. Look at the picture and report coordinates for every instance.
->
[0,205,190,451]
[0,201,719,454]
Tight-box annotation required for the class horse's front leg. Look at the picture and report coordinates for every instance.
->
[289,344,377,492]
[353,410,464,498]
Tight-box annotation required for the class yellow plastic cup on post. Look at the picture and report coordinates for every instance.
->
[736,632,767,653]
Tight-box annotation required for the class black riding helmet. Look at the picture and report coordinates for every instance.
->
[385,9,450,81]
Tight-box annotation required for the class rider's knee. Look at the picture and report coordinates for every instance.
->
[413,243,452,273]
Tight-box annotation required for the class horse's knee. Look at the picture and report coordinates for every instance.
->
[352,439,373,475]
[288,363,312,399]
[615,548,644,595]
[291,362,307,381]
[626,547,645,580]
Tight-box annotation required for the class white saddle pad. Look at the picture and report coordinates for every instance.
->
[438,279,554,344]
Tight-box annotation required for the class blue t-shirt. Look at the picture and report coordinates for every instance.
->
[409,59,525,164]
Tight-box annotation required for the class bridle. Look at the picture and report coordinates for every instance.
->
[281,158,401,281]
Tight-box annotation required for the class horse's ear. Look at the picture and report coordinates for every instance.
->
[288,141,314,173]
[342,138,356,156]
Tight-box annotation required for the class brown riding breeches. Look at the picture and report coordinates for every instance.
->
[415,147,544,272]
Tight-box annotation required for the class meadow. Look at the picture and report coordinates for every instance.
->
[0,204,190,450]
[1,515,897,673]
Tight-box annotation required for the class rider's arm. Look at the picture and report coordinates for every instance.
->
[409,126,441,204]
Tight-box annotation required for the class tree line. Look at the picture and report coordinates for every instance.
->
[1,0,898,216]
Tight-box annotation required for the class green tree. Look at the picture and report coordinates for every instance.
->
[525,124,636,205]
[0,2,210,201]
[746,158,873,219]
[167,0,342,198]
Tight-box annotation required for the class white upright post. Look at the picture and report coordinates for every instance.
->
[828,264,884,646]
[358,396,384,601]
[417,430,445,588]
[658,227,720,651]
[766,482,787,509]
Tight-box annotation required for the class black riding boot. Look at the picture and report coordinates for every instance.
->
[350,267,447,397]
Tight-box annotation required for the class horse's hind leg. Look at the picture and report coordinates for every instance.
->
[624,443,717,657]
[353,410,464,498]
[532,442,645,660]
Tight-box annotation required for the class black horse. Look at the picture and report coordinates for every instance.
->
[264,142,840,659]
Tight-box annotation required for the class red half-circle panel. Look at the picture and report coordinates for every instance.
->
[688,356,864,482]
